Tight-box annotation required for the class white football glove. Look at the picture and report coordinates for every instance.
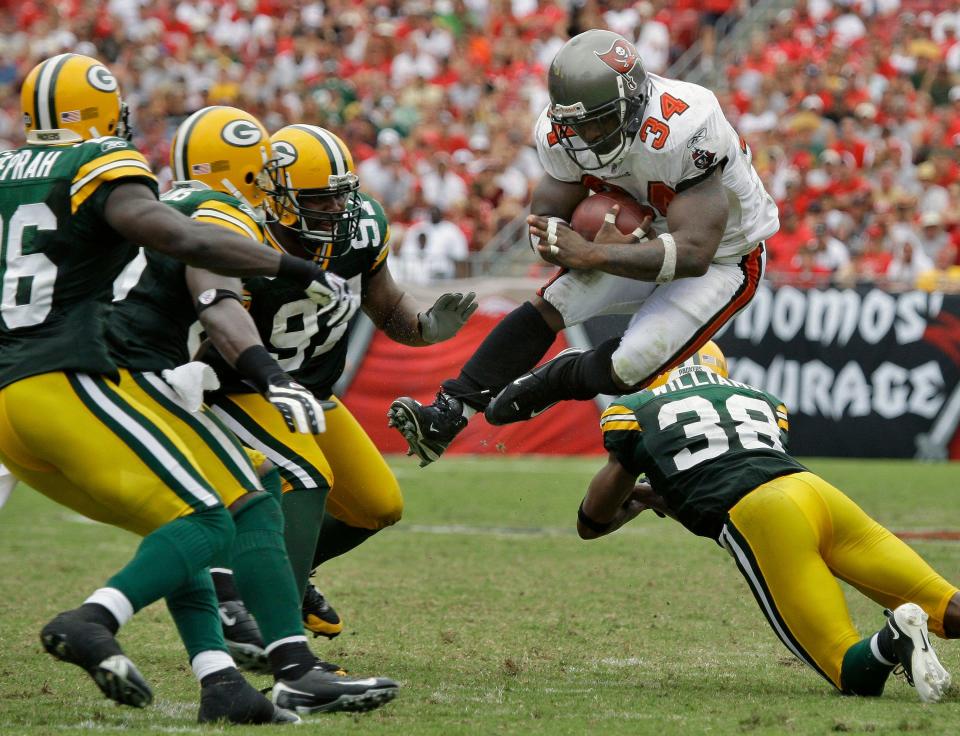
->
[418,292,479,344]
[266,378,326,434]
[305,270,359,328]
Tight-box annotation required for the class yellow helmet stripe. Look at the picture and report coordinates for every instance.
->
[291,124,346,176]
[173,106,219,181]
[35,53,76,130]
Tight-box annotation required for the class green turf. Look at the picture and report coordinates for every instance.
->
[0,457,958,735]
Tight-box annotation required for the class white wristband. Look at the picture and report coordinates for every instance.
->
[656,233,677,283]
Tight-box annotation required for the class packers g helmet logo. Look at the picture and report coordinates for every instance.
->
[271,140,298,166]
[221,119,263,147]
[87,65,118,92]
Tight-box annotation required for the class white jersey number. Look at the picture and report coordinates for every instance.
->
[657,393,784,472]
[0,203,58,329]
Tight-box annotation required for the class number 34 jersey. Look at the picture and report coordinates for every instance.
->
[535,73,780,259]
[207,192,390,398]
[0,137,157,389]
[601,367,806,538]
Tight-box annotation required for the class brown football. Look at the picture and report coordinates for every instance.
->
[570,191,654,241]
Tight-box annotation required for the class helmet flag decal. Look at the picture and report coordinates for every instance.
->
[595,39,639,75]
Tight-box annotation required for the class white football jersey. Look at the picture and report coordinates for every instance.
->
[535,73,780,259]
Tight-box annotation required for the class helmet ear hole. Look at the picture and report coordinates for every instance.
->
[245,172,254,184]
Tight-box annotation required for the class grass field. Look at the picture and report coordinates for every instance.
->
[0,456,958,735]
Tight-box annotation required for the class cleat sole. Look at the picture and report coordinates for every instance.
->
[291,686,398,715]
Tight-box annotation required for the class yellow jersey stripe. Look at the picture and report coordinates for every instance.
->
[193,206,262,241]
[601,419,641,433]
[71,149,152,194]
[370,245,389,271]
[71,162,156,213]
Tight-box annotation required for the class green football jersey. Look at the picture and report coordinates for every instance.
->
[205,192,390,398]
[600,367,806,538]
[108,182,265,373]
[0,137,157,389]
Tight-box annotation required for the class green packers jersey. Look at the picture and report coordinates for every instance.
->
[206,192,390,397]
[0,137,157,389]
[600,368,806,538]
[108,183,265,373]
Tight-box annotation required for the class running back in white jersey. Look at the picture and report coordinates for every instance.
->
[535,74,780,259]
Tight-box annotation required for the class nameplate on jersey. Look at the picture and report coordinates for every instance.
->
[0,149,63,181]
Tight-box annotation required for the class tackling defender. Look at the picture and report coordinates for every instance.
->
[200,124,476,647]
[106,106,399,713]
[0,54,348,723]
[389,29,778,464]
[582,342,957,701]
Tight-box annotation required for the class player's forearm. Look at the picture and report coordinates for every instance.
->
[584,236,713,281]
[369,292,430,347]
[198,301,269,367]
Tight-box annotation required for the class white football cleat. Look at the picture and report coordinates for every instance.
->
[885,603,952,703]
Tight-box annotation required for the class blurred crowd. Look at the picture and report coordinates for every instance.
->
[726,0,960,290]
[0,0,956,289]
[0,0,739,282]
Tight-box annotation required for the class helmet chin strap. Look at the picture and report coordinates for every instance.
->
[220,177,260,217]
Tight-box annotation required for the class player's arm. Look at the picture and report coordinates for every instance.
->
[529,168,728,278]
[577,454,650,540]
[104,182,333,288]
[529,173,589,219]
[363,264,477,347]
[184,267,325,435]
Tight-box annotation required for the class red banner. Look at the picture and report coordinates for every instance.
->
[343,305,604,457]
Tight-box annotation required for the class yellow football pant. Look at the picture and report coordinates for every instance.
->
[720,471,959,690]
[116,370,263,507]
[210,393,403,530]
[0,372,219,536]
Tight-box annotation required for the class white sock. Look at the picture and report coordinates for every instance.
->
[84,587,134,628]
[264,634,308,655]
[191,650,236,682]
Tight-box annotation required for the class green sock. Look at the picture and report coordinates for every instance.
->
[107,506,235,611]
[261,467,282,500]
[281,488,328,601]
[166,569,227,661]
[840,635,895,696]
[230,491,303,644]
[312,513,376,568]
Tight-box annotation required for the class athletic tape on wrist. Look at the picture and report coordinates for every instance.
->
[656,233,677,283]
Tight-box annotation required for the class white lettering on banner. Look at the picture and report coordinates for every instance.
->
[728,358,945,420]
[860,290,896,344]
[720,286,942,347]
[770,286,805,341]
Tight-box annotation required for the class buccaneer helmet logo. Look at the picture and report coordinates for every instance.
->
[595,39,639,75]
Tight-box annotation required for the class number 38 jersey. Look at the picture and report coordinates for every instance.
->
[0,137,157,389]
[601,367,805,538]
[207,192,390,398]
[535,73,780,259]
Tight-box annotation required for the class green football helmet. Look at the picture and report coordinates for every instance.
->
[547,29,650,170]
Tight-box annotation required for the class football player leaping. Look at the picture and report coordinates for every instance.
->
[199,124,476,641]
[0,55,348,724]
[583,342,957,702]
[106,106,399,714]
[388,29,779,465]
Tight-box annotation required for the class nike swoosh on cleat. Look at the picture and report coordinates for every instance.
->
[429,423,438,432]
[333,678,381,687]
[219,610,238,627]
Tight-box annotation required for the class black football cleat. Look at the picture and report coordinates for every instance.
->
[302,583,343,640]
[219,599,270,675]
[884,603,951,703]
[271,664,399,715]
[484,348,585,426]
[198,667,300,724]
[388,391,468,467]
[41,609,153,708]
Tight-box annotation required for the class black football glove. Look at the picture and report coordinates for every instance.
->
[305,270,359,328]
[266,376,326,434]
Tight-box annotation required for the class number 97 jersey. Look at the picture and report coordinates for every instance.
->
[600,367,806,539]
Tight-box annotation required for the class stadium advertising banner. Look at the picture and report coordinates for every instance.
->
[714,285,960,460]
